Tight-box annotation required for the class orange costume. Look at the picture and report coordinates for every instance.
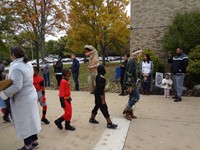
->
[59,78,72,121]
[33,74,50,124]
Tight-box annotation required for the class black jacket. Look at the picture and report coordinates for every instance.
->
[54,60,63,74]
[168,53,189,74]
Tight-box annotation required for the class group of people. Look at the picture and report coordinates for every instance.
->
[0,45,188,150]
[118,52,153,96]
[118,47,188,103]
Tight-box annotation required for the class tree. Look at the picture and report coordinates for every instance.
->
[0,3,16,60]
[163,11,200,54]
[67,0,130,65]
[2,0,68,67]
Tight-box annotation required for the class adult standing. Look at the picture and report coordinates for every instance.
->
[71,54,80,91]
[168,48,189,102]
[140,54,154,95]
[41,60,50,87]
[0,46,41,150]
[53,58,63,89]
[119,54,130,96]
[84,45,100,94]
[123,52,140,120]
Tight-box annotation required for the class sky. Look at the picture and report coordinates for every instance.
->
[46,3,131,41]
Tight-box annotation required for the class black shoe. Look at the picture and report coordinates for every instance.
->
[172,95,178,99]
[107,123,118,129]
[41,118,50,124]
[89,119,99,124]
[54,119,63,129]
[174,97,182,102]
[3,116,11,123]
[32,142,39,149]
[18,146,33,150]
[65,121,76,131]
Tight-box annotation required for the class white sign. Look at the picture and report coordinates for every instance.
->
[155,72,163,88]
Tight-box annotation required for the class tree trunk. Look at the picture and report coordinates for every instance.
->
[40,0,46,63]
[34,40,40,68]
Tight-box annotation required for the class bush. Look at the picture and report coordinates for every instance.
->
[163,11,200,54]
[138,48,165,75]
[185,45,200,88]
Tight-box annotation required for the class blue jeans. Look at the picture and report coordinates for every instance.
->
[43,73,50,87]
[172,73,185,98]
[128,88,140,108]
[141,75,151,92]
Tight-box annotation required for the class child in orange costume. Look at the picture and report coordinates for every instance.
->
[33,67,50,124]
[54,68,75,131]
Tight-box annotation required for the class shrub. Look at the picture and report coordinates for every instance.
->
[185,45,200,88]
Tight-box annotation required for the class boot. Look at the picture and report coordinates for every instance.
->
[122,105,129,115]
[54,117,64,129]
[124,111,132,121]
[130,111,137,119]
[89,113,99,124]
[65,121,76,131]
[123,106,132,121]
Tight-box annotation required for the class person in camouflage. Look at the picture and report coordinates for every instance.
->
[123,52,140,120]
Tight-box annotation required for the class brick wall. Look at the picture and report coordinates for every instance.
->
[130,0,200,58]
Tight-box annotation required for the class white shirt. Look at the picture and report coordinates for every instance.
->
[142,61,151,74]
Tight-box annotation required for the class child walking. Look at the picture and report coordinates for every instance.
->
[54,68,75,131]
[162,73,173,98]
[33,67,50,124]
[89,65,118,129]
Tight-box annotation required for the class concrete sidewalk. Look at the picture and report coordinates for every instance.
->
[0,91,200,150]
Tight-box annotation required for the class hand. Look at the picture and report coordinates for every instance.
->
[168,51,172,58]
[127,87,134,94]
[0,91,8,100]
[102,100,106,105]
[59,97,65,108]
[100,95,106,104]
[42,96,46,103]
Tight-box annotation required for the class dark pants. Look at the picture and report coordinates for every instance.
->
[120,75,125,94]
[55,75,62,87]
[92,94,110,119]
[142,75,151,92]
[4,98,11,118]
[43,73,50,87]
[24,134,38,145]
[72,73,79,90]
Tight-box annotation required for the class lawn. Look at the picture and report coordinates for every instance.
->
[46,62,121,92]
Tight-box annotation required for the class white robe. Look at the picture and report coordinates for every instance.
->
[3,58,41,139]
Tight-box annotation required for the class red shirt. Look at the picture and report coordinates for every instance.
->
[59,78,71,98]
[33,75,45,92]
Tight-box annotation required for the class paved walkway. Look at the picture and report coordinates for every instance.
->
[0,91,200,150]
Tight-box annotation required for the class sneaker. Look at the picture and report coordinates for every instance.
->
[54,120,63,129]
[41,118,50,124]
[18,146,33,150]
[65,125,76,131]
[107,123,118,129]
[32,142,39,149]
[89,119,99,124]
[174,97,182,102]
[172,95,178,99]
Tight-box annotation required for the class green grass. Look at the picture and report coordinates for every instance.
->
[45,62,121,92]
